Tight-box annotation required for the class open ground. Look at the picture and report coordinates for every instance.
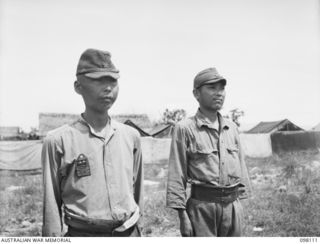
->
[1,151,320,236]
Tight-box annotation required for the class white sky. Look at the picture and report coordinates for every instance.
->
[0,0,319,131]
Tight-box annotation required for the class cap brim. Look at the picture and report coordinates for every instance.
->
[202,78,226,86]
[84,71,120,80]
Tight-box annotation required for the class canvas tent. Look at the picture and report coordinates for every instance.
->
[0,140,42,171]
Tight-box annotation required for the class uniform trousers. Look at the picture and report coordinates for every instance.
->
[186,198,243,237]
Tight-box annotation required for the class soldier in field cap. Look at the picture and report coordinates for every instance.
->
[166,67,251,237]
[42,49,143,237]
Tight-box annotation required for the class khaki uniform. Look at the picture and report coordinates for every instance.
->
[166,110,250,236]
[42,116,143,236]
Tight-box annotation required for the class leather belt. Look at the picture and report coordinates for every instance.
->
[64,213,123,234]
[191,184,239,204]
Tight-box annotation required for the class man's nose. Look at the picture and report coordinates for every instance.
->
[104,85,112,92]
[215,89,224,96]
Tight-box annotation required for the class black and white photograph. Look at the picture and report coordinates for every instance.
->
[0,0,319,240]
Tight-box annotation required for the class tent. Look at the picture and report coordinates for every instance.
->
[0,140,42,171]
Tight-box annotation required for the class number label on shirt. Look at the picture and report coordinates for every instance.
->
[75,154,91,178]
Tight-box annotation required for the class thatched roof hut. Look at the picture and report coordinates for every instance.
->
[0,126,20,139]
[39,113,80,137]
[111,114,152,129]
[39,112,152,137]
[246,119,303,134]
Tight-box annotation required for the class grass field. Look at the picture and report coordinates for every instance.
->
[1,151,320,237]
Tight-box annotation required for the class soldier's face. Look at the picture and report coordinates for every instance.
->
[75,75,119,112]
[194,81,226,112]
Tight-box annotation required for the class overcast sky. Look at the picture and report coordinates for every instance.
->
[0,0,319,131]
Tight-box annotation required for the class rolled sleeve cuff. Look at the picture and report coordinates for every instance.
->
[166,194,187,210]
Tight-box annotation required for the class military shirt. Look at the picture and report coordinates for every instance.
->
[166,110,250,209]
[41,116,143,236]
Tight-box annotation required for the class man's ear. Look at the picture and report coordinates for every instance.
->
[193,88,200,102]
[74,80,82,95]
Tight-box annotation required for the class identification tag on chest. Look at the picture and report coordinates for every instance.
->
[75,154,91,178]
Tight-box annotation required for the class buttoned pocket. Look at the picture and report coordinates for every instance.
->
[226,146,241,183]
[189,143,217,159]
[60,154,98,197]
[188,142,220,181]
[190,141,217,154]
[227,147,239,154]
[226,146,240,161]
[73,156,97,191]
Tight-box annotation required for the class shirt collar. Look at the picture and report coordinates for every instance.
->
[78,114,117,139]
[195,109,229,131]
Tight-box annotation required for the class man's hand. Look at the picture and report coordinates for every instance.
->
[178,209,194,237]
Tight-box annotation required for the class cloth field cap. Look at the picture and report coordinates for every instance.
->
[193,67,226,89]
[76,48,120,80]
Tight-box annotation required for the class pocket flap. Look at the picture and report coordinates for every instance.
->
[195,144,218,154]
[227,147,239,153]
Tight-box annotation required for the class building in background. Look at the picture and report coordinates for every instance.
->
[312,123,320,131]
[38,113,80,137]
[246,119,304,134]
[38,112,153,137]
[242,119,320,157]
[0,126,20,140]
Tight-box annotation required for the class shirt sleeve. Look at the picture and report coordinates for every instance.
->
[133,133,143,219]
[41,135,63,236]
[166,124,188,209]
[236,129,252,199]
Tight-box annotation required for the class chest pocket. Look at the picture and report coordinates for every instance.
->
[60,154,98,195]
[225,145,241,182]
[188,142,218,161]
[226,146,239,159]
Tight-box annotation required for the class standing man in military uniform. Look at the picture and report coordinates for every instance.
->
[42,49,143,237]
[166,67,250,237]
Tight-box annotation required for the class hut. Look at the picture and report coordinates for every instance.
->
[39,112,153,137]
[149,124,174,138]
[312,123,320,131]
[111,114,152,129]
[246,119,303,134]
[242,119,317,156]
[124,120,150,137]
[0,126,20,140]
[39,113,80,137]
